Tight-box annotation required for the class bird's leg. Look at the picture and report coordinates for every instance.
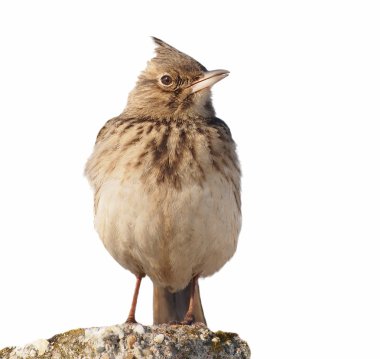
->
[181,275,199,325]
[126,275,143,324]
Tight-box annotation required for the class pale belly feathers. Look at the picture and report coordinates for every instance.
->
[94,173,241,291]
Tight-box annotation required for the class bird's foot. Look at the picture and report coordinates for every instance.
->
[181,313,195,325]
[125,316,137,324]
[169,314,195,326]
[169,320,180,325]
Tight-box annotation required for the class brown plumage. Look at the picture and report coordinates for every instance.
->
[85,37,241,325]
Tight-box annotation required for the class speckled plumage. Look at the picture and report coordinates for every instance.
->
[85,38,241,324]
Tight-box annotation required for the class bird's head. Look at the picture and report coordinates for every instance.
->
[125,37,229,119]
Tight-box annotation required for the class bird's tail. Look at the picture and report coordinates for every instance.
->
[153,282,206,325]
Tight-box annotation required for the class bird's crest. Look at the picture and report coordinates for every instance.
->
[150,37,207,72]
[151,37,183,56]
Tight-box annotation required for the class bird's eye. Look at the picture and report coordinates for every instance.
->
[160,75,173,86]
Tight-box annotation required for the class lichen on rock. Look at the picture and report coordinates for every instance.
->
[0,323,250,358]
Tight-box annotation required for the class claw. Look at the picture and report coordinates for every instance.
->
[125,316,137,324]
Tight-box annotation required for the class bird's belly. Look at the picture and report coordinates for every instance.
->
[94,174,241,291]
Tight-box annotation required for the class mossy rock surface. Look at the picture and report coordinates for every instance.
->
[0,323,250,358]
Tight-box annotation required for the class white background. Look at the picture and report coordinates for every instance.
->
[0,1,379,358]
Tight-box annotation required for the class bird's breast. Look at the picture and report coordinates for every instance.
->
[85,116,241,290]
[87,117,239,192]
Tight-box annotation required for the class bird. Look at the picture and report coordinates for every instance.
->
[85,37,241,325]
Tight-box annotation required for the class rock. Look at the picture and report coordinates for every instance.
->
[132,324,145,335]
[153,333,165,344]
[0,323,250,358]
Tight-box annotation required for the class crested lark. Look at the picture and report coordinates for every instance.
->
[85,38,241,325]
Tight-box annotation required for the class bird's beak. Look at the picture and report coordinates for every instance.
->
[190,69,229,93]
